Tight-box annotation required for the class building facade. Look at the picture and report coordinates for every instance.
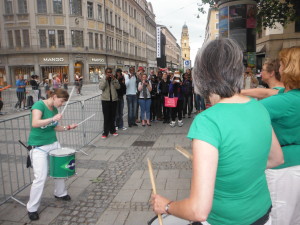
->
[159,26,180,70]
[204,7,219,44]
[0,0,156,86]
[180,23,190,60]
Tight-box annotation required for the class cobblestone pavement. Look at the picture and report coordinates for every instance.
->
[0,98,195,225]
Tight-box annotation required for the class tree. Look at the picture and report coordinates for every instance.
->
[198,0,298,30]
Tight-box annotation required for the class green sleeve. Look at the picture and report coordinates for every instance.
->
[31,101,44,112]
[260,95,286,120]
[187,114,221,150]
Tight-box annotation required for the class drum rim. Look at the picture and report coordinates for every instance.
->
[49,148,76,156]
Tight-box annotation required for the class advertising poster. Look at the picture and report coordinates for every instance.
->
[247,52,256,67]
[219,6,229,38]
[229,29,247,52]
[229,4,246,29]
[246,5,256,28]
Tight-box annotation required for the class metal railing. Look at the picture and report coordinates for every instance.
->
[0,94,103,206]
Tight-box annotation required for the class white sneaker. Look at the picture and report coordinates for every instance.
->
[169,121,176,127]
[178,120,183,127]
[115,127,119,131]
[122,127,127,130]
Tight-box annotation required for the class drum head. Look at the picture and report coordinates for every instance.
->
[49,148,76,156]
[148,214,191,225]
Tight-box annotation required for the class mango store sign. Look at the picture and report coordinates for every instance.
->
[43,58,64,62]
[91,58,105,63]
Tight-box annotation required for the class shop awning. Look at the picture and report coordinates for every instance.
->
[256,44,266,55]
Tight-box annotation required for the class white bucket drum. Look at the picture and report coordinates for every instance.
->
[148,214,193,225]
[49,148,76,178]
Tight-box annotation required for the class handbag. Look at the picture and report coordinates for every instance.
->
[164,96,178,108]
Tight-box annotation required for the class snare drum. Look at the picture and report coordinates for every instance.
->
[49,148,76,178]
[148,214,193,225]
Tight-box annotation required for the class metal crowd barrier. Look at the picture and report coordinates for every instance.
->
[0,94,102,206]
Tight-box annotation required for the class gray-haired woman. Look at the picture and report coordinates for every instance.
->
[151,38,283,224]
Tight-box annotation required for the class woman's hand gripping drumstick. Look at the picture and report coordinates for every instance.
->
[147,159,164,225]
[175,145,193,161]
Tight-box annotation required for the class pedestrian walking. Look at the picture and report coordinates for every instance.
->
[62,73,69,90]
[26,88,78,221]
[138,74,152,126]
[124,67,138,127]
[29,75,40,103]
[261,47,300,225]
[169,72,184,127]
[115,69,127,131]
[99,68,120,138]
[52,74,61,89]
[75,73,83,95]
[15,75,27,110]
[151,38,283,225]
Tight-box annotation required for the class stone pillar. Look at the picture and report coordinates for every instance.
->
[218,0,257,68]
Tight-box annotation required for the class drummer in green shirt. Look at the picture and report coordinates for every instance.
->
[27,89,77,221]
[261,47,300,225]
[151,38,284,225]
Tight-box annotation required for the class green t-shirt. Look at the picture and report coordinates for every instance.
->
[28,100,58,146]
[272,87,284,91]
[187,98,272,225]
[261,89,300,169]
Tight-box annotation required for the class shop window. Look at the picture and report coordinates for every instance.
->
[15,30,21,47]
[18,0,27,14]
[4,0,13,14]
[48,30,56,48]
[70,0,82,16]
[97,4,102,21]
[37,0,47,13]
[88,32,93,49]
[87,2,93,19]
[7,31,14,48]
[71,30,84,47]
[23,30,30,47]
[58,30,65,47]
[95,33,99,49]
[39,29,47,48]
[53,0,63,14]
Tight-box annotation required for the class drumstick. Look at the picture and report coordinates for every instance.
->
[77,114,96,126]
[61,86,75,115]
[147,158,164,225]
[175,145,193,161]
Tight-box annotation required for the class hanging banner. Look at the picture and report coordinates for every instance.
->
[156,27,161,58]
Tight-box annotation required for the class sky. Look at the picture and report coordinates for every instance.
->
[150,0,209,66]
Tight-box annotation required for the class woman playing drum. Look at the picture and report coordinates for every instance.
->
[151,38,284,224]
[26,89,77,221]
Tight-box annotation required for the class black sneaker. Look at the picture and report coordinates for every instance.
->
[28,211,39,220]
[54,195,71,201]
[132,123,138,126]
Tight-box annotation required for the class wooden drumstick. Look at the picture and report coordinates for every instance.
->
[61,86,75,115]
[175,145,193,161]
[147,158,164,225]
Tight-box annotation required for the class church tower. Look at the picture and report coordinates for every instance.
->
[181,23,190,60]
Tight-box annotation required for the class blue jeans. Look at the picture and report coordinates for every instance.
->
[194,94,206,111]
[126,95,137,126]
[115,97,124,128]
[139,98,151,120]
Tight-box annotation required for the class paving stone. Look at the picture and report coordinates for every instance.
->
[131,189,152,202]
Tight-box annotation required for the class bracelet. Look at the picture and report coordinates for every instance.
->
[165,201,173,215]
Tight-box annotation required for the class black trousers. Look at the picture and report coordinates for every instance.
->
[171,99,183,121]
[183,94,193,116]
[102,100,117,136]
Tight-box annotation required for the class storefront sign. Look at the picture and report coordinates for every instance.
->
[156,27,161,58]
[91,58,105,63]
[43,58,64,62]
